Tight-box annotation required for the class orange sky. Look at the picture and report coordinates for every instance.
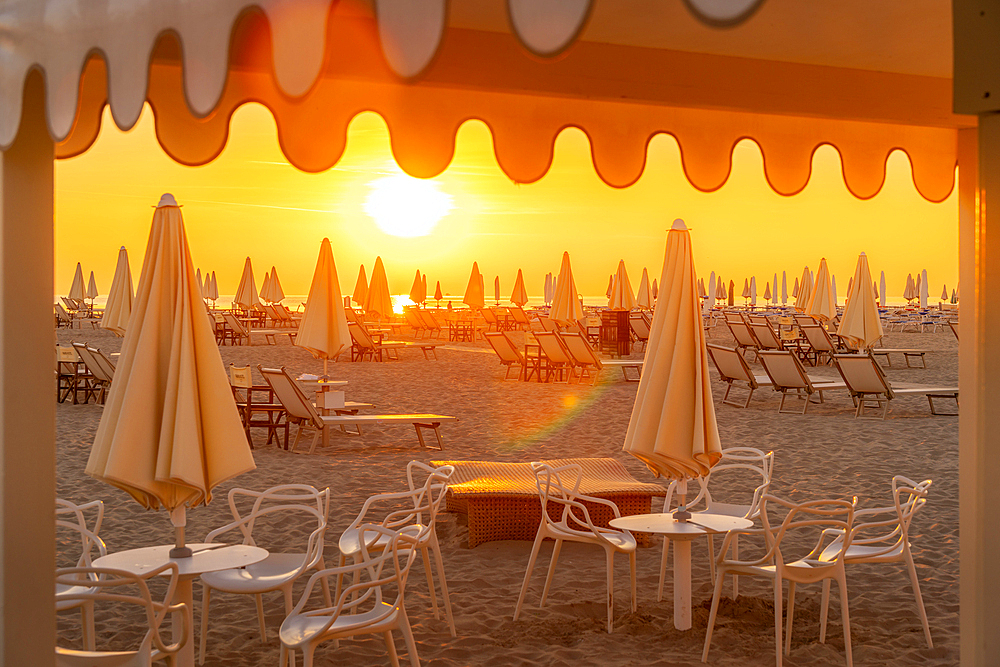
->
[55,103,959,303]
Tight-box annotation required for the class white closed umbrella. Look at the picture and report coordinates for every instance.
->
[741,279,750,300]
[706,272,716,310]
[550,252,585,324]
[623,217,721,479]
[792,276,799,298]
[195,268,203,298]
[653,278,659,300]
[265,267,285,303]
[763,282,771,303]
[101,246,133,336]
[772,273,778,305]
[86,271,99,301]
[806,258,836,322]
[208,272,219,302]
[494,276,501,305]
[606,274,614,299]
[86,194,254,558]
[259,271,271,302]
[352,265,369,306]
[880,271,887,307]
[838,253,883,350]
[749,277,757,306]
[408,270,423,306]
[831,275,838,307]
[781,271,788,305]
[715,276,726,300]
[544,273,553,305]
[941,284,948,302]
[609,259,636,310]
[920,269,929,308]
[364,256,394,320]
[462,262,485,311]
[511,269,529,306]
[233,257,260,310]
[794,267,812,312]
[68,262,86,302]
[637,268,654,310]
[296,238,352,377]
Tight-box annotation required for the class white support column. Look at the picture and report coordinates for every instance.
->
[0,70,56,664]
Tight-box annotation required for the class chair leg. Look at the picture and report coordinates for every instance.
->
[605,548,615,633]
[255,593,267,642]
[513,530,546,621]
[539,539,564,608]
[383,631,401,667]
[774,578,784,667]
[837,572,853,667]
[81,601,96,651]
[399,607,420,667]
[701,568,726,663]
[199,584,211,664]
[629,550,637,613]
[430,536,457,637]
[307,428,321,455]
[784,581,796,656]
[420,546,440,620]
[730,534,739,598]
[820,578,831,643]
[903,548,933,648]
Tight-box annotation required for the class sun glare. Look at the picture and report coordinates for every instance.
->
[363,174,453,237]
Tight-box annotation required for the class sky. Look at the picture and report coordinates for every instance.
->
[55,103,959,304]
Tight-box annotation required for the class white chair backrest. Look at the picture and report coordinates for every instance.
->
[758,495,856,568]
[629,314,650,338]
[485,332,522,363]
[56,498,106,569]
[560,332,603,369]
[750,323,782,349]
[530,462,621,548]
[55,563,185,665]
[727,320,757,348]
[258,366,322,425]
[801,325,836,352]
[348,322,376,349]
[537,317,560,332]
[509,306,531,323]
[72,343,114,383]
[534,331,571,363]
[707,344,754,385]
[834,354,891,396]
[222,313,248,336]
[759,351,809,390]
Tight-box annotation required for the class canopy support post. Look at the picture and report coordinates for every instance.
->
[0,70,56,665]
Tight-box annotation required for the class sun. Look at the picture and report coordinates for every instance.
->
[363,174,453,237]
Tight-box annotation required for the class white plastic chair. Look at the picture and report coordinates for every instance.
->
[818,476,934,648]
[56,498,107,652]
[279,525,425,667]
[658,447,774,601]
[198,484,331,664]
[513,462,637,633]
[54,563,187,667]
[338,462,456,636]
[702,494,856,667]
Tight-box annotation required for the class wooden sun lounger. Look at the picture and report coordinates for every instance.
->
[318,413,457,449]
[599,359,643,382]
[833,354,958,418]
[870,348,930,368]
[429,457,667,547]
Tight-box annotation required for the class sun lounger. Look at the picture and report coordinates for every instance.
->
[833,353,958,418]
[484,331,525,380]
[799,324,839,366]
[870,348,930,368]
[707,343,763,408]
[317,414,457,450]
[758,350,846,414]
[559,331,606,384]
[228,364,287,449]
[536,316,560,332]
[221,313,250,346]
[429,457,667,547]
[948,320,959,341]
[348,322,438,361]
[533,331,574,382]
[71,342,115,404]
[725,319,759,360]
[404,309,427,338]
[508,306,533,331]
[418,310,444,338]
[749,321,788,352]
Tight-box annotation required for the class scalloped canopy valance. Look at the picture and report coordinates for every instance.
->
[1,0,972,201]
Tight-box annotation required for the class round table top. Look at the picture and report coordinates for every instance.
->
[609,512,753,536]
[94,543,268,578]
[296,377,348,389]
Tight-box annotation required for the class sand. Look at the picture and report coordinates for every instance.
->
[55,321,959,666]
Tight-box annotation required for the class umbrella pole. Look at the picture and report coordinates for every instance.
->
[674,478,691,523]
[169,506,193,558]
[322,358,329,381]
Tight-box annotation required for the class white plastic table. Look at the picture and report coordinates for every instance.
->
[94,543,268,667]
[609,512,752,631]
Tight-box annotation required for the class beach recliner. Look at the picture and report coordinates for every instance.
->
[832,353,958,418]
[758,350,845,414]
[484,331,525,380]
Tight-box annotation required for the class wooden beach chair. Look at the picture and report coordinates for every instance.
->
[228,364,288,449]
[726,319,759,361]
[629,313,651,352]
[55,303,73,328]
[485,331,525,380]
[221,313,250,346]
[832,354,958,418]
[348,322,406,361]
[758,350,846,414]
[404,309,427,338]
[799,324,839,366]
[71,343,115,404]
[508,306,532,331]
[533,331,574,382]
[869,348,930,369]
[537,316,560,332]
[56,345,89,403]
[418,310,444,338]
[749,321,787,352]
[481,308,500,331]
[559,331,605,384]
[707,344,766,408]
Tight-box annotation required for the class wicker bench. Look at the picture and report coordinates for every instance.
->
[431,458,667,547]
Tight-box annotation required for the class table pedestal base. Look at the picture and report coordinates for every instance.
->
[173,578,196,667]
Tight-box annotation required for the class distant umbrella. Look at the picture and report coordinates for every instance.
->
[831,275,838,307]
[763,282,771,302]
[606,274,614,299]
[233,257,260,309]
[408,270,423,306]
[364,257,394,320]
[941,284,948,301]
[920,269,929,308]
[511,269,529,306]
[806,258,836,322]
[715,276,726,300]
[880,271,887,306]
[773,273,778,305]
[838,252,883,350]
[741,279,750,299]
[781,272,788,304]
[87,271,99,300]
[952,289,958,304]
[728,280,734,306]
[636,268,653,310]
[434,280,443,303]
[259,271,271,301]
[195,268,203,298]
[422,275,427,304]
[707,271,716,310]
[494,276,501,305]
[208,272,219,302]
[69,262,86,302]
[265,267,285,303]
[463,262,485,311]
[101,246,133,336]
[653,278,659,300]
[296,238,352,376]
[792,276,799,298]
[550,252,585,324]
[749,277,756,306]
[609,260,636,310]
[903,273,915,302]
[794,267,812,312]
[352,265,369,306]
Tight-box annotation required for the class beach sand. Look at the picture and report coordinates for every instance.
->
[55,321,959,666]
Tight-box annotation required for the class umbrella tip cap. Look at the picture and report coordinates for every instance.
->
[671,218,687,230]
[156,193,179,208]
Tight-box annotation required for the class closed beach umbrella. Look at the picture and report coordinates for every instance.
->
[195,268,203,298]
[707,272,716,310]
[265,267,285,303]
[697,278,707,299]
[550,252,585,324]
[715,276,726,300]
[653,278,659,300]
[511,269,529,306]
[781,272,788,304]
[544,273,553,305]
[741,279,750,299]
[749,277,757,306]
[494,276,501,305]
[610,259,636,310]
[352,265,369,306]
[773,273,778,305]
[637,268,654,310]
[233,257,260,309]
[952,289,958,304]
[838,252,883,350]
[806,258,836,322]
[101,246,133,336]
[296,238,352,376]
[832,276,838,306]
[259,271,271,302]
[421,275,427,304]
[792,276,799,298]
[941,284,948,301]
[920,269,929,308]
[606,274,614,299]
[434,281,443,303]
[69,262,86,302]
[208,272,219,301]
[763,282,771,302]
[622,219,721,479]
[409,270,423,305]
[903,274,914,301]
[86,194,254,555]
[364,256,394,320]
[880,271,887,306]
[794,267,812,312]
[728,281,734,306]
[462,262,485,311]
[86,271,99,300]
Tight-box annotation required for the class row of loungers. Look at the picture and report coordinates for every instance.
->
[708,344,958,419]
[485,330,643,384]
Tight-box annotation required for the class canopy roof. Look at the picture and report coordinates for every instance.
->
[3,0,969,202]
